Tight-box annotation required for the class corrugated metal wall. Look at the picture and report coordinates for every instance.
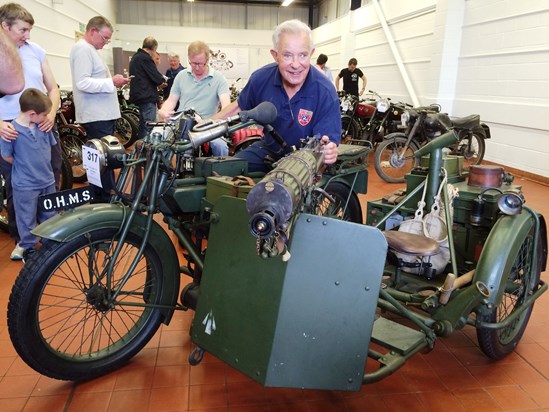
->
[116,0,312,29]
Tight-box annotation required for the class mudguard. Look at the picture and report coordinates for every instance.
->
[33,203,180,324]
[473,211,536,308]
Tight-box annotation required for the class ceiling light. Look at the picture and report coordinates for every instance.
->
[282,0,294,6]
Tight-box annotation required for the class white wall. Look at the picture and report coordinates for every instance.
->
[10,0,549,178]
[17,0,116,89]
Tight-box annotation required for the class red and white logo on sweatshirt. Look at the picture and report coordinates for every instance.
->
[298,109,313,126]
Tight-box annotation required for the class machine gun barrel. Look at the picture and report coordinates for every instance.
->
[247,139,325,239]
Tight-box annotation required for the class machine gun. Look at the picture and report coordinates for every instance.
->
[246,135,326,259]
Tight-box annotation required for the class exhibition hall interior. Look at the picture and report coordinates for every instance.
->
[0,0,548,411]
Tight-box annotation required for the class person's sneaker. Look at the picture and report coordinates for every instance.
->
[22,248,36,264]
[10,244,25,261]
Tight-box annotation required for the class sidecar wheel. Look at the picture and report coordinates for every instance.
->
[374,135,419,183]
[7,228,166,381]
[311,181,363,224]
[476,225,542,359]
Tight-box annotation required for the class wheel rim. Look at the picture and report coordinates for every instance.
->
[495,233,536,345]
[115,117,132,146]
[456,135,482,169]
[377,141,415,182]
[62,135,86,180]
[37,237,159,361]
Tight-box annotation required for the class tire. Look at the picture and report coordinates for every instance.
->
[311,181,363,224]
[374,134,419,183]
[0,171,7,232]
[451,131,485,170]
[7,228,166,381]
[115,113,139,148]
[61,132,88,183]
[59,156,74,190]
[341,116,359,144]
[476,224,542,359]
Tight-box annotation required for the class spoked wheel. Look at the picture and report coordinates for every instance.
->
[61,133,88,183]
[115,113,139,148]
[7,228,166,381]
[451,132,485,170]
[374,134,419,183]
[341,116,359,145]
[311,181,363,224]
[476,224,542,359]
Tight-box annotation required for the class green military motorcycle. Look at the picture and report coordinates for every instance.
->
[6,102,547,392]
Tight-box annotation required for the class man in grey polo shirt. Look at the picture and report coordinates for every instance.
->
[159,40,230,156]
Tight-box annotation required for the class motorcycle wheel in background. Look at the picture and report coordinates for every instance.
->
[341,115,359,144]
[59,155,73,190]
[114,113,139,148]
[311,182,363,224]
[374,133,420,183]
[61,132,88,183]
[7,228,167,381]
[451,130,486,170]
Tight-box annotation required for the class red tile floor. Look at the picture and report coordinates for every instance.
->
[0,164,548,412]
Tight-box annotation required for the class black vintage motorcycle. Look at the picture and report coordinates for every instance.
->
[6,103,547,392]
[374,104,490,183]
[343,90,410,147]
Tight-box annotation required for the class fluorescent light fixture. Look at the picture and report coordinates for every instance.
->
[282,0,294,6]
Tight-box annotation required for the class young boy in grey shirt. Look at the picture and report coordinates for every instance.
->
[0,88,57,262]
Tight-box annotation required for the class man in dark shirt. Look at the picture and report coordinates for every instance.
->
[129,36,166,139]
[335,58,367,97]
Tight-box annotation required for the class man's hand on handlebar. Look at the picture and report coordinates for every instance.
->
[320,136,338,165]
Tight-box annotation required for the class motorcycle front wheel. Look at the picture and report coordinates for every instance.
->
[115,112,139,148]
[374,134,419,183]
[476,224,542,359]
[8,228,166,381]
[311,181,363,224]
[61,132,88,183]
[341,115,359,144]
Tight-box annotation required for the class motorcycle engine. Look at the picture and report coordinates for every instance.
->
[85,135,126,172]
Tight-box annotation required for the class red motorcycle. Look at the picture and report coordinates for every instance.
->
[340,91,377,144]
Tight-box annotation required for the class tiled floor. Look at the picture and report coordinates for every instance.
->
[1,163,549,412]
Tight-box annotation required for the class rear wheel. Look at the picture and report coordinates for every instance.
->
[311,181,362,224]
[451,131,485,170]
[61,132,87,183]
[374,134,418,183]
[476,224,542,359]
[7,228,166,380]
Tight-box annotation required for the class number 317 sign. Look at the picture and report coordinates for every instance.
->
[82,145,103,187]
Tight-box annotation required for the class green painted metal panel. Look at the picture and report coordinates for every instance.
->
[192,196,386,391]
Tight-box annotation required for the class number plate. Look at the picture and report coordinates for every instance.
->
[377,100,388,113]
[38,186,95,213]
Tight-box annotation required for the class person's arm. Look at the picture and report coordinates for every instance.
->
[1,154,13,163]
[72,44,117,94]
[0,30,23,95]
[211,100,240,120]
[39,57,60,132]
[359,74,367,96]
[0,140,14,162]
[334,75,341,91]
[158,93,180,120]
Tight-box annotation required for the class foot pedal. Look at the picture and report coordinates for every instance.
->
[371,317,426,356]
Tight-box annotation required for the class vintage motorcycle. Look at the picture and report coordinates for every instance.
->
[8,103,368,380]
[7,103,547,392]
[340,91,377,144]
[343,90,410,147]
[374,104,490,183]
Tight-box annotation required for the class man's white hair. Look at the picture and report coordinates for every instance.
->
[272,19,314,51]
